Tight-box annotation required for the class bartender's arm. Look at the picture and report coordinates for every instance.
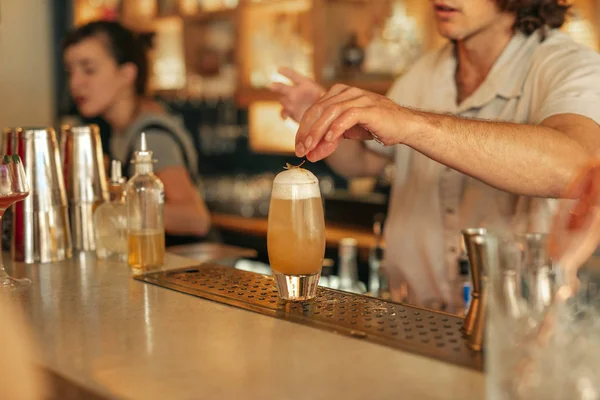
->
[296,88,598,198]
[294,64,600,198]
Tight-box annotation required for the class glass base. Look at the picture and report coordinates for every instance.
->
[273,271,320,301]
[0,275,31,289]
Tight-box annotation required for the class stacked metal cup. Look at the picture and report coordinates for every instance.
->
[461,228,489,351]
[60,124,108,252]
[2,127,72,263]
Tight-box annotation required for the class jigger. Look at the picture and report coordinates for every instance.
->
[461,228,487,339]
[468,235,491,351]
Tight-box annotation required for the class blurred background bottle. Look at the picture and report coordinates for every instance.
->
[369,213,388,298]
[94,160,127,263]
[338,237,367,294]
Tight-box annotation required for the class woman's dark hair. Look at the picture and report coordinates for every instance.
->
[62,21,149,96]
[497,0,571,35]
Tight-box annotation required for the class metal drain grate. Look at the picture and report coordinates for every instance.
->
[135,264,483,371]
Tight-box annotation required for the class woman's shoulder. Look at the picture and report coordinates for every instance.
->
[129,107,188,143]
[126,104,199,174]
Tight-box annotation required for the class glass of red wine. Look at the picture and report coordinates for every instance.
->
[0,154,30,288]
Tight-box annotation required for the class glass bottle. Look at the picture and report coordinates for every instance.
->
[126,133,165,274]
[338,237,367,294]
[340,32,364,77]
[94,160,127,262]
[368,214,389,298]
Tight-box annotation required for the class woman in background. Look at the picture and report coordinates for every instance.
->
[62,21,211,246]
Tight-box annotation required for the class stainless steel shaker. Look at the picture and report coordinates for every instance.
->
[3,127,72,263]
[60,124,108,252]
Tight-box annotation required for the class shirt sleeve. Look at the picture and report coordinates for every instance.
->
[531,42,600,125]
[127,129,186,176]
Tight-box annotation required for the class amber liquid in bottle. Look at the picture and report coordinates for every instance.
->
[127,229,165,270]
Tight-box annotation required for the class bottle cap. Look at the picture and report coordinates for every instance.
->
[110,160,124,184]
[132,132,154,164]
[132,133,155,174]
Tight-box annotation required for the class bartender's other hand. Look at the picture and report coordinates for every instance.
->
[270,67,326,123]
[295,84,409,162]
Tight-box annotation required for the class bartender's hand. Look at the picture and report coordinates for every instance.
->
[295,84,412,162]
[270,67,326,123]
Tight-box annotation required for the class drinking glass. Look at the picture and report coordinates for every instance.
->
[267,167,325,301]
[486,233,600,399]
[0,155,30,288]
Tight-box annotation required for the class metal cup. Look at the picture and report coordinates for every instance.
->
[60,125,108,252]
[2,127,72,263]
[461,228,487,339]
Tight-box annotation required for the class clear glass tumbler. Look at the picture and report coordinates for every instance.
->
[486,233,600,399]
[267,167,325,301]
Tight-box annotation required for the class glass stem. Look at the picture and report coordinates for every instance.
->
[0,215,7,279]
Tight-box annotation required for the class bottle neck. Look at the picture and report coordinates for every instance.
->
[108,182,126,203]
[135,161,153,175]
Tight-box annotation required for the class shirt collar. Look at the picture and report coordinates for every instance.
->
[438,30,545,113]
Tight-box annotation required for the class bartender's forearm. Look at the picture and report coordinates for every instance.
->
[403,111,600,198]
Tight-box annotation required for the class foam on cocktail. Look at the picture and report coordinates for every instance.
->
[271,168,320,200]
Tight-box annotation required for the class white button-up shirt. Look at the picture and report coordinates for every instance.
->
[369,30,600,311]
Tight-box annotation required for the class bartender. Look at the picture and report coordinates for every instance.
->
[272,0,600,311]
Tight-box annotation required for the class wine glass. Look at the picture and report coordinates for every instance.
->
[0,154,30,288]
[267,166,326,301]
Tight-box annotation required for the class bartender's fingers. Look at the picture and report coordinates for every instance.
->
[280,96,294,111]
[278,67,310,85]
[325,106,381,143]
[280,108,290,120]
[318,84,363,104]
[306,137,343,162]
[296,96,371,156]
[280,97,297,119]
[270,82,293,95]
[305,128,370,162]
[294,86,367,156]
[295,100,349,157]
[302,112,374,162]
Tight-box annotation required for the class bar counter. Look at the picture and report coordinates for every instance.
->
[4,253,484,399]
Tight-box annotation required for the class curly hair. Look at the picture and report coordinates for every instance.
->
[497,0,571,35]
